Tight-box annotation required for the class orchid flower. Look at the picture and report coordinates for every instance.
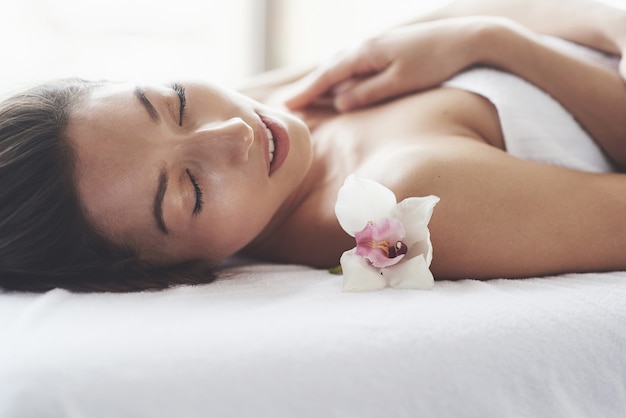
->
[335,175,440,292]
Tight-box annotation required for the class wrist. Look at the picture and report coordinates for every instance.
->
[437,17,513,73]
[610,12,626,54]
[594,8,626,55]
[467,17,536,70]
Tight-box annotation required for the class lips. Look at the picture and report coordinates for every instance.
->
[259,115,290,176]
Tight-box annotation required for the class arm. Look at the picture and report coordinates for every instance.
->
[478,19,626,170]
[284,16,626,170]
[284,0,626,111]
[408,0,625,55]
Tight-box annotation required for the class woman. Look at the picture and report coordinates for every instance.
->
[1,0,625,292]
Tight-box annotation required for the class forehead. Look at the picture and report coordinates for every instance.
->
[66,83,165,250]
[72,82,146,124]
[67,83,145,192]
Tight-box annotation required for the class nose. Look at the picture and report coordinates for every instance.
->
[188,117,253,163]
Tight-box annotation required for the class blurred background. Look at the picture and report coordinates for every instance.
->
[0,0,445,93]
[0,0,624,94]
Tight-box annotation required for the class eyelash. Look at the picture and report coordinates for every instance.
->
[173,83,187,126]
[186,169,204,215]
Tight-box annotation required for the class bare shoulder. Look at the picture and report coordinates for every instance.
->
[236,65,313,104]
[244,86,518,268]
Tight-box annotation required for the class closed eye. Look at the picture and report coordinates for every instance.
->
[186,169,204,215]
[173,83,187,126]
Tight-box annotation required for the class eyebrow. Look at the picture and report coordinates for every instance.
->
[134,86,159,122]
[153,168,169,235]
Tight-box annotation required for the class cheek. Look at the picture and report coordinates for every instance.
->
[222,185,271,230]
[195,182,270,257]
[197,210,263,261]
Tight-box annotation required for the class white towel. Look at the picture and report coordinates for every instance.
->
[443,37,618,173]
[2,265,626,418]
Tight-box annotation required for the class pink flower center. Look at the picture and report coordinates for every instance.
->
[387,240,408,258]
[354,218,408,268]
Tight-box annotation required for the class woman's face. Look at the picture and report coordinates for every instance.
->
[66,80,312,264]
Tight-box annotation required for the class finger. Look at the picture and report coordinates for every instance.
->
[332,78,363,95]
[334,68,404,111]
[284,61,359,109]
[284,52,374,110]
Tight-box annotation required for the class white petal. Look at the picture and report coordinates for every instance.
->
[335,175,397,236]
[407,238,434,267]
[391,195,439,266]
[340,249,387,292]
[392,195,439,245]
[385,254,435,290]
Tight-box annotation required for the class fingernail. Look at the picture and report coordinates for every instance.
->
[334,98,348,112]
[332,83,351,95]
[334,94,353,112]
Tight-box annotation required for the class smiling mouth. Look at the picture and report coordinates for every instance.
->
[263,123,275,164]
[259,114,289,176]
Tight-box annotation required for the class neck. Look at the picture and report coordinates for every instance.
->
[242,142,329,257]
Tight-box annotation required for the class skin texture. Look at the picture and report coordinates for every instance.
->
[69,0,626,280]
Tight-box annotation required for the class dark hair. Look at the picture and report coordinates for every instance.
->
[0,79,216,292]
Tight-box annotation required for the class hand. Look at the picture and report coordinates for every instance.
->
[619,29,626,81]
[284,18,485,111]
[605,9,626,80]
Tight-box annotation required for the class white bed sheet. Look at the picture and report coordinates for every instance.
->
[2,262,625,418]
